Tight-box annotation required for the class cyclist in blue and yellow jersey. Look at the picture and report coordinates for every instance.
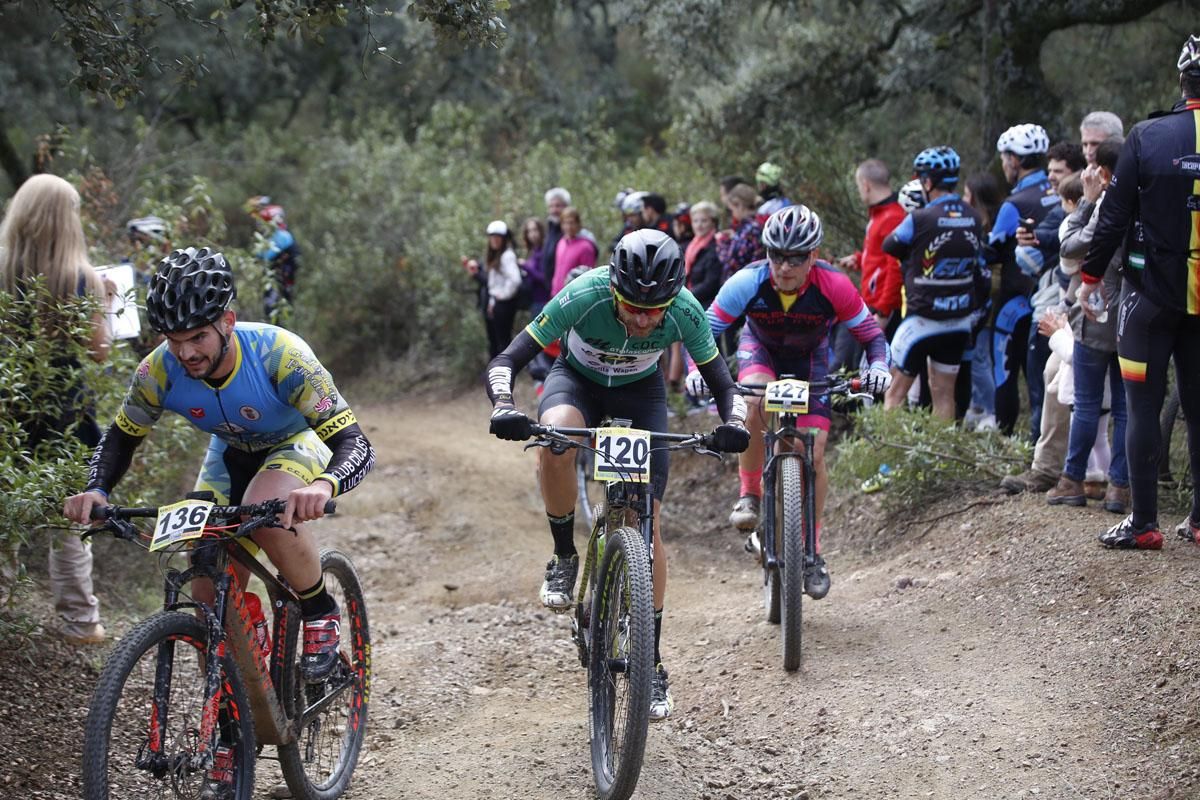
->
[63,247,375,683]
[1079,35,1200,551]
[485,228,750,721]
[882,146,987,421]
[986,123,1057,438]
[687,205,892,601]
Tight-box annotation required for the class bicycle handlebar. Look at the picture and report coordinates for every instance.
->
[526,423,728,457]
[89,498,337,521]
[735,377,866,396]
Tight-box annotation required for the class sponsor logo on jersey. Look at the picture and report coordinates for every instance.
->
[137,361,150,379]
[313,395,334,413]
[189,407,206,419]
[1174,154,1200,175]
[240,405,261,421]
[315,409,356,440]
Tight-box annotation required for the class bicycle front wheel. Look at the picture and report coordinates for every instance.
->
[82,610,255,800]
[278,548,371,800]
[779,457,805,671]
[589,525,654,800]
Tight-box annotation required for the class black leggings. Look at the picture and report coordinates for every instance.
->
[1117,289,1200,528]
[995,314,1031,438]
[485,298,519,359]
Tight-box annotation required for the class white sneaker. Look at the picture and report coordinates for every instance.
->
[974,413,998,432]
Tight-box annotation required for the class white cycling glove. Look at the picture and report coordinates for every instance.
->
[685,369,708,398]
[861,362,892,394]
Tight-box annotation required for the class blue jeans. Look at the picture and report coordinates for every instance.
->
[1063,342,1127,486]
[970,327,995,414]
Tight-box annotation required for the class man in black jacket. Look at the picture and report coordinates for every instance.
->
[1079,35,1200,551]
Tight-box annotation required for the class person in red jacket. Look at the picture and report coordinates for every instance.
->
[837,159,908,340]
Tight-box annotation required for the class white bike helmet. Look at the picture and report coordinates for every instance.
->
[996,123,1050,156]
[1180,34,1200,74]
[897,179,926,213]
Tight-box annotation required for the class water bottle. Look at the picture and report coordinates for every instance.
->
[244,592,272,658]
[1087,290,1108,324]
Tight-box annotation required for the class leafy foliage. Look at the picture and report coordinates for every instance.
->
[831,404,1031,515]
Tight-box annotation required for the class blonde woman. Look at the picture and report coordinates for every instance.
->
[1,173,111,644]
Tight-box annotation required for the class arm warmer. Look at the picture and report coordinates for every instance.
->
[485,329,543,404]
[316,422,375,496]
[698,356,746,425]
[84,424,144,496]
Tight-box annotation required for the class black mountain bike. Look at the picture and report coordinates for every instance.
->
[524,421,720,800]
[737,377,871,671]
[80,493,370,800]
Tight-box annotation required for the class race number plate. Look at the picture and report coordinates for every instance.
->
[763,379,810,414]
[149,499,214,551]
[593,427,651,483]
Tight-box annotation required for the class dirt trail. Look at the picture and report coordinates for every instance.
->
[6,390,1196,800]
[282,392,1200,800]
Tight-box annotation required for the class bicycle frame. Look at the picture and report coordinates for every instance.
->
[118,502,357,766]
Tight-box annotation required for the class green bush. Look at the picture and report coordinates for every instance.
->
[831,404,1031,515]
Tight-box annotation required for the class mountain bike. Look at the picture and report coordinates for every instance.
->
[80,493,370,800]
[524,421,721,800]
[737,377,871,671]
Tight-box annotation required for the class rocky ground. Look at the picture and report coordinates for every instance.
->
[3,391,1200,799]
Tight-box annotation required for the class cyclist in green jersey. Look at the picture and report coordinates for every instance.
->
[485,229,749,720]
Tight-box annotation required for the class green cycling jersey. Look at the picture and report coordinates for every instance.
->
[525,266,720,386]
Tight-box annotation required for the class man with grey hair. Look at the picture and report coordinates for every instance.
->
[1079,111,1124,165]
[538,187,572,292]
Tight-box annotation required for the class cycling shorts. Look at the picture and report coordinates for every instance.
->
[195,430,331,505]
[736,326,831,431]
[891,315,972,376]
[539,357,670,500]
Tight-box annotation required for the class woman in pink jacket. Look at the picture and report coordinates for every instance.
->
[550,207,598,295]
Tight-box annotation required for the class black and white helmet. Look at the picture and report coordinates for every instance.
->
[761,204,823,253]
[1180,34,1200,74]
[610,229,684,306]
[127,216,167,241]
[146,247,236,333]
[996,123,1050,156]
[898,179,927,213]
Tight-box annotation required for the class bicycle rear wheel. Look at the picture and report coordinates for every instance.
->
[278,549,371,800]
[82,610,255,800]
[779,458,805,671]
[589,525,654,800]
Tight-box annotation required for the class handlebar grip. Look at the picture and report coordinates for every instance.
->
[324,500,337,515]
[89,505,111,521]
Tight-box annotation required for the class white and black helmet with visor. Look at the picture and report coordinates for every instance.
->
[761,204,823,263]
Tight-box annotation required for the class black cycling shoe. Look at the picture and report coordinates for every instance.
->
[804,555,831,599]
[1098,515,1163,550]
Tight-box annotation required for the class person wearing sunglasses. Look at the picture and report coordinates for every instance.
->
[686,204,892,601]
[483,228,750,721]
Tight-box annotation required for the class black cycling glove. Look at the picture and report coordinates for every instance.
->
[711,423,750,454]
[490,405,533,441]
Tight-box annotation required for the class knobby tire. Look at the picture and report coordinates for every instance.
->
[82,610,255,800]
[589,525,654,800]
[780,457,805,671]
